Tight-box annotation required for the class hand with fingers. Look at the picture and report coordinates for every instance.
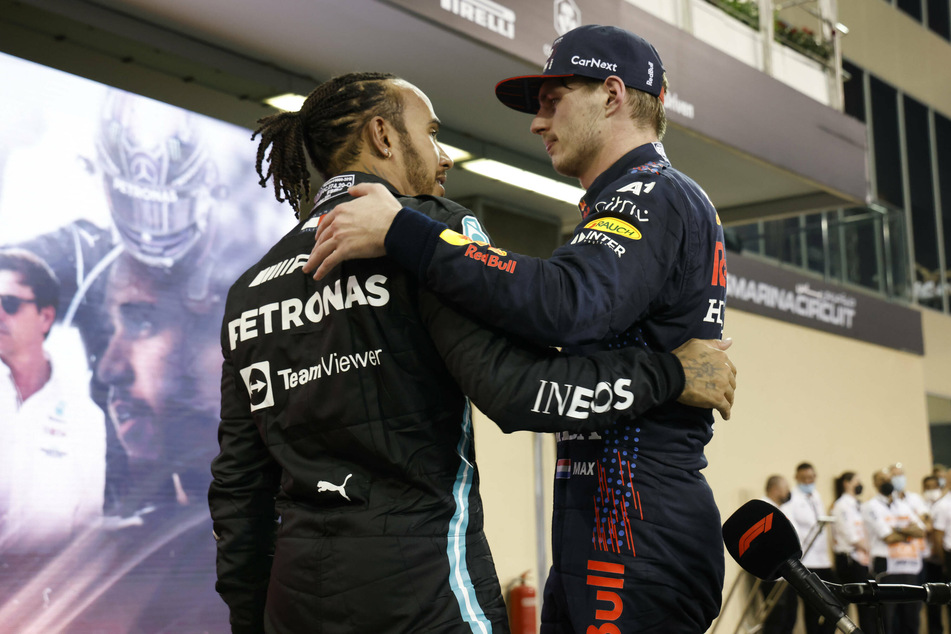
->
[672,338,737,420]
[303,183,402,280]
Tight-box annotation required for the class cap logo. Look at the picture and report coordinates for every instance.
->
[646,61,654,87]
[570,56,618,72]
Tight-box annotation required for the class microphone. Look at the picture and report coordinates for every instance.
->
[723,500,862,634]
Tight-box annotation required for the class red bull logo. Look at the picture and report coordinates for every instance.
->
[463,244,517,274]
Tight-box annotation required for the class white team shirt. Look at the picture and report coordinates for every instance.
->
[861,494,924,575]
[902,490,929,518]
[781,488,832,569]
[899,491,931,558]
[0,347,106,554]
[832,493,868,566]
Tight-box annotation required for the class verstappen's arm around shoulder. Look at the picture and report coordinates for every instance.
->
[384,180,690,348]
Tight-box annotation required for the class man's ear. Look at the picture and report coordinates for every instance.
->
[365,116,392,158]
[39,305,55,338]
[602,75,627,117]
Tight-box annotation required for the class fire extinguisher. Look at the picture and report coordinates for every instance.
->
[507,570,537,634]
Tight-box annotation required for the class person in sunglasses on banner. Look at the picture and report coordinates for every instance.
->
[211,70,736,633]
[0,247,239,632]
[304,25,728,634]
[0,248,105,556]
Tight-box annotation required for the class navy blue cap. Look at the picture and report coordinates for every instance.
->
[495,24,666,114]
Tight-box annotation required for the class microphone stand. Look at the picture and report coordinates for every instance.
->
[824,580,951,634]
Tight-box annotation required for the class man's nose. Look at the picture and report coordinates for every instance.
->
[530,115,548,136]
[97,337,133,387]
[439,146,454,171]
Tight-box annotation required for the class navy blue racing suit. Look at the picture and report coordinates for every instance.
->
[382,143,728,633]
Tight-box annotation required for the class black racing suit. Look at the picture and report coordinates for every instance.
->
[382,142,728,633]
[209,172,688,634]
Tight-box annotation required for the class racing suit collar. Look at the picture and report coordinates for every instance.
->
[579,142,671,218]
[305,172,401,220]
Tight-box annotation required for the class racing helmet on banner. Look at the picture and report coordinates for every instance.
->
[96,90,219,268]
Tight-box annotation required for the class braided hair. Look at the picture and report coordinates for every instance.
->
[253,72,405,217]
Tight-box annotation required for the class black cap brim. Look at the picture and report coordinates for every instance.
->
[495,74,572,114]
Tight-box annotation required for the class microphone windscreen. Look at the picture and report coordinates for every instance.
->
[722,499,802,580]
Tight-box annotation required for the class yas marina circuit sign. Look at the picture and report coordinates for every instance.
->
[726,252,924,354]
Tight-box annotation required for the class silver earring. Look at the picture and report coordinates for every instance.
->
[384,149,391,158]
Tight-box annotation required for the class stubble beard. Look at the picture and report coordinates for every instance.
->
[399,135,437,196]
[551,99,603,181]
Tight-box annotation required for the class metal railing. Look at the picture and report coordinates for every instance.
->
[702,0,846,109]
[728,205,912,304]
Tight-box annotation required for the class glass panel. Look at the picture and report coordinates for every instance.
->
[842,60,866,123]
[727,208,909,304]
[802,213,825,276]
[898,0,924,21]
[935,112,951,309]
[928,0,951,40]
[870,76,903,207]
[762,217,802,267]
[887,209,912,301]
[838,208,883,292]
[904,96,942,309]
[731,222,762,255]
[826,210,846,283]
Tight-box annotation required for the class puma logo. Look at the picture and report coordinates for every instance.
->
[317,473,353,501]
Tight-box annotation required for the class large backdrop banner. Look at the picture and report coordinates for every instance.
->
[0,51,293,632]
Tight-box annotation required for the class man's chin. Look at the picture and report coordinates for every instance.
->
[550,157,577,179]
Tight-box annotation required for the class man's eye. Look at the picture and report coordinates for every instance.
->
[120,305,158,339]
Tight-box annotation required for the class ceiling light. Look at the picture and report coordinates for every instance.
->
[264,93,307,111]
[834,22,849,35]
[440,143,472,163]
[460,158,584,205]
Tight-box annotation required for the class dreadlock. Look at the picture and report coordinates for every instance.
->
[253,72,404,217]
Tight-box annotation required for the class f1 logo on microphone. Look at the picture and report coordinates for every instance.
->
[240,361,274,412]
[738,512,773,557]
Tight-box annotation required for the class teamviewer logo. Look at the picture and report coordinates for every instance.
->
[240,362,274,412]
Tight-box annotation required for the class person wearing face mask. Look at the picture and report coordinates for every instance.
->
[831,472,874,632]
[890,464,929,522]
[889,465,931,589]
[780,462,837,634]
[923,475,945,508]
[757,475,798,634]
[862,468,925,634]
